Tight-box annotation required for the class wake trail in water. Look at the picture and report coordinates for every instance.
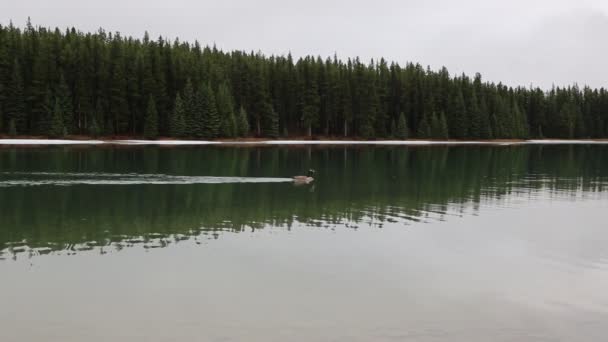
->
[0,172,293,187]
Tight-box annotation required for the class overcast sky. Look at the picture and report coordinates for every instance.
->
[3,0,608,88]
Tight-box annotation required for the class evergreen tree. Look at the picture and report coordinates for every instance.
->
[199,84,221,139]
[5,59,25,132]
[49,98,65,138]
[169,93,186,137]
[397,112,408,139]
[182,79,196,137]
[56,74,73,134]
[89,112,101,137]
[417,114,431,138]
[556,102,576,138]
[8,118,17,136]
[237,106,249,137]
[447,88,468,138]
[144,96,159,139]
[216,83,237,137]
[469,91,482,139]
[438,112,449,139]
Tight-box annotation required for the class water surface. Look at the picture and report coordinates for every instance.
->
[1,145,607,342]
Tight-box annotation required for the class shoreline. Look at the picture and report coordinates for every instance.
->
[1,137,608,146]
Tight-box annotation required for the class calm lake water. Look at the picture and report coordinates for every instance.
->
[1,144,608,342]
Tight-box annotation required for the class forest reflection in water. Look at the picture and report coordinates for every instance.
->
[0,144,607,259]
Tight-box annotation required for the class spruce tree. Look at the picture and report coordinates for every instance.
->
[216,83,237,137]
[49,98,65,138]
[89,113,101,137]
[56,73,73,134]
[8,118,17,136]
[144,96,159,139]
[169,93,186,137]
[478,98,492,139]
[182,79,196,137]
[6,58,25,132]
[397,112,408,139]
[447,88,468,138]
[469,91,482,139]
[237,106,249,137]
[438,111,449,139]
[199,84,221,139]
[417,114,431,138]
[301,84,320,137]
[263,104,279,138]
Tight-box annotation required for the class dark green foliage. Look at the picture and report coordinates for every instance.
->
[447,88,468,138]
[5,58,25,132]
[56,74,73,134]
[417,114,431,138]
[182,80,197,137]
[169,93,186,137]
[263,105,279,138]
[89,113,101,137]
[8,118,16,136]
[198,84,221,139]
[0,21,606,139]
[216,83,236,138]
[49,98,65,137]
[144,96,158,139]
[397,112,408,139]
[237,106,249,137]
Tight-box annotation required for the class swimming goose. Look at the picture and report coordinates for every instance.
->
[293,169,315,184]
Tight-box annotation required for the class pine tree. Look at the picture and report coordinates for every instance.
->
[263,104,279,138]
[390,119,397,138]
[6,59,25,132]
[182,79,196,137]
[397,112,408,139]
[216,83,236,137]
[169,93,186,137]
[417,114,431,138]
[56,74,73,134]
[199,84,221,139]
[237,106,249,137]
[0,103,4,133]
[340,77,353,137]
[301,82,320,137]
[49,98,65,138]
[8,118,17,136]
[478,97,492,139]
[89,112,101,137]
[438,111,449,139]
[144,96,159,139]
[447,88,468,138]
[469,91,482,139]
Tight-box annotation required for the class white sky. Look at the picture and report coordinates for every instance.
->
[3,0,608,88]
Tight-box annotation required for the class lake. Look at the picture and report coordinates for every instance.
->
[1,144,608,342]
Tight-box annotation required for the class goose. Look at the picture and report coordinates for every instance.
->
[293,169,315,184]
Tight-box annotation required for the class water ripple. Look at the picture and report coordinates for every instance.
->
[0,172,293,186]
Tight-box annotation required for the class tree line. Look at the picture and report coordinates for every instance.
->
[1,20,607,139]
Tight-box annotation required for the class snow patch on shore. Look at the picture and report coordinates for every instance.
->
[0,139,105,145]
[1,139,607,146]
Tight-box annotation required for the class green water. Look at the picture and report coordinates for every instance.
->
[1,145,608,341]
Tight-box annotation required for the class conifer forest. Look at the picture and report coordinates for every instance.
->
[1,21,607,140]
